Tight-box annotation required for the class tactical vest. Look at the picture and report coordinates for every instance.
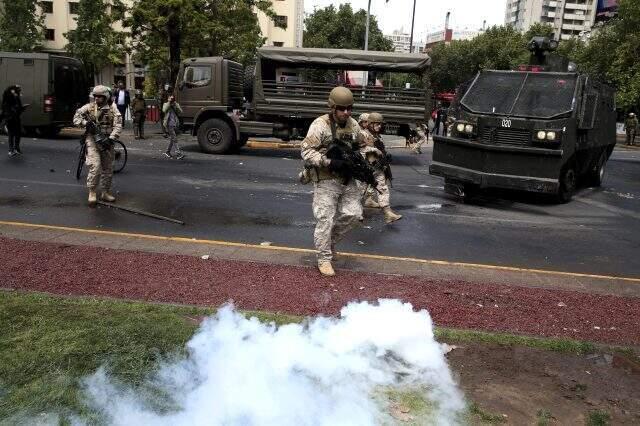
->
[91,103,116,135]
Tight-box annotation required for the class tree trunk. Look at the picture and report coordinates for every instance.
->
[167,12,181,90]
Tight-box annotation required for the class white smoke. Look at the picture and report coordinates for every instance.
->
[81,299,466,425]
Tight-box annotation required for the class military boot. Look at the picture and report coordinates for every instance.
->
[100,191,116,202]
[133,126,139,139]
[363,196,380,208]
[318,261,335,277]
[383,207,403,224]
[88,190,97,207]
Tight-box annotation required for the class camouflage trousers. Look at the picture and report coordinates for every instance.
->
[627,130,636,145]
[365,170,390,208]
[85,137,114,191]
[312,178,363,262]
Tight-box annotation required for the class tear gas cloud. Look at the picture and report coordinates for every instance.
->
[82,299,465,425]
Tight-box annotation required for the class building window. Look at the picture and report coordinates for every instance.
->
[45,29,55,41]
[273,41,284,47]
[274,15,288,28]
[40,1,53,13]
[69,2,79,14]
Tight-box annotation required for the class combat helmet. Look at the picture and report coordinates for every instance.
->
[368,112,384,124]
[92,85,111,99]
[328,86,354,108]
[358,113,370,123]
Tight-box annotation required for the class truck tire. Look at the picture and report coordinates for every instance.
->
[556,165,576,203]
[197,118,234,154]
[587,150,607,187]
[243,65,255,103]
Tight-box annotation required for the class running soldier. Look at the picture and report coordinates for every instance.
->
[363,112,402,224]
[300,86,366,277]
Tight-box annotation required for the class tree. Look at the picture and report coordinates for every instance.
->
[0,0,45,52]
[128,0,277,89]
[65,0,126,83]
[303,4,393,51]
[428,26,525,93]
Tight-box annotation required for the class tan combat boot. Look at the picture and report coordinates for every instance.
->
[100,191,116,202]
[383,206,403,224]
[88,190,97,207]
[318,261,335,277]
[363,196,380,208]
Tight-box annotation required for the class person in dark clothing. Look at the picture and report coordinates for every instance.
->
[130,90,147,139]
[112,81,131,128]
[2,85,26,157]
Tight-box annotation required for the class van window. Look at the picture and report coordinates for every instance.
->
[183,66,211,88]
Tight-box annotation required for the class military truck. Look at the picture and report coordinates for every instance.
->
[0,52,88,137]
[429,37,616,203]
[175,47,431,154]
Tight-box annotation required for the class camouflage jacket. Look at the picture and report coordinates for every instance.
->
[73,102,123,140]
[301,114,366,180]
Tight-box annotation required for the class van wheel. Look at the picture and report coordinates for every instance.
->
[197,118,233,154]
[556,166,576,203]
[587,150,607,187]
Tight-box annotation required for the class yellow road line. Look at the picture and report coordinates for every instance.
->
[1,220,639,283]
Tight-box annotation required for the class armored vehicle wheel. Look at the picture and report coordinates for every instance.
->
[197,118,233,154]
[587,150,607,187]
[556,166,576,203]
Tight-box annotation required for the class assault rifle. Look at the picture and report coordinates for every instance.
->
[325,140,380,193]
[81,113,114,149]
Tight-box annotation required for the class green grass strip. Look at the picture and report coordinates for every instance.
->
[0,290,635,423]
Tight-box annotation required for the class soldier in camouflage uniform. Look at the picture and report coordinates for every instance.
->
[363,112,402,224]
[73,85,123,206]
[301,86,366,277]
[624,113,638,146]
[358,112,380,208]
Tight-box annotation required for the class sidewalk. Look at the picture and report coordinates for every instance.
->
[1,221,639,347]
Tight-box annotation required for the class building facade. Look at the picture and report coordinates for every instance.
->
[37,0,140,88]
[256,0,304,48]
[423,28,480,49]
[505,0,598,40]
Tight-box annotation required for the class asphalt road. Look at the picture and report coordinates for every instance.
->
[1,125,639,277]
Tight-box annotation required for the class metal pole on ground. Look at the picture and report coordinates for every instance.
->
[97,201,185,225]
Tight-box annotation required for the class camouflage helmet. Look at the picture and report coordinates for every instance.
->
[328,86,354,108]
[92,85,111,99]
[358,113,370,123]
[368,112,384,124]
[630,113,636,117]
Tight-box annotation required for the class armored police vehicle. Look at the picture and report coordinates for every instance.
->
[429,37,616,203]
[175,47,431,154]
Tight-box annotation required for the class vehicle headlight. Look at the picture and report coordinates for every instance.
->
[456,123,465,133]
[536,131,547,140]
[464,124,474,134]
[546,131,556,141]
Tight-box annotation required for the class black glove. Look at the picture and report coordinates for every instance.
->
[85,120,96,131]
[328,159,347,173]
[385,153,392,163]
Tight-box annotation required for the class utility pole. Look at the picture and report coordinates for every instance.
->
[365,0,372,51]
[409,0,417,53]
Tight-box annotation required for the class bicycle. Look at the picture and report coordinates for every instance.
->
[75,136,127,180]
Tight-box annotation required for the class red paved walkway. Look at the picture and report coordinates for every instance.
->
[2,237,639,346]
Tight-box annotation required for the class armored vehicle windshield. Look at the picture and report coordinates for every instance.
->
[461,71,577,119]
